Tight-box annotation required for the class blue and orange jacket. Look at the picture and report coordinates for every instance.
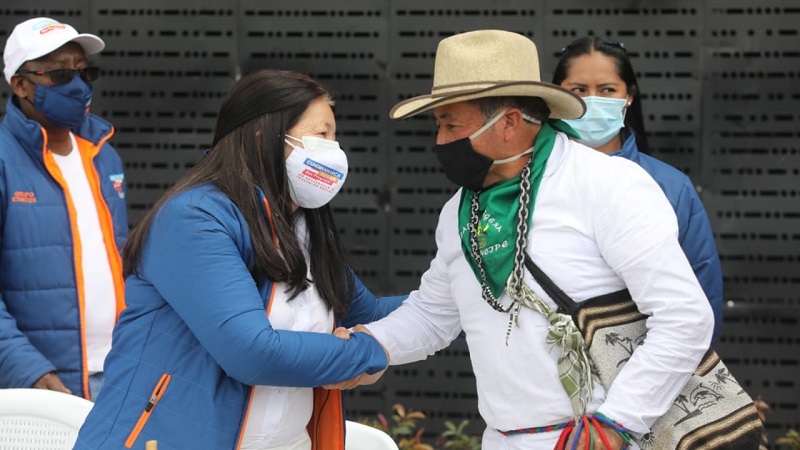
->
[74,185,404,450]
[613,132,724,342]
[0,98,127,398]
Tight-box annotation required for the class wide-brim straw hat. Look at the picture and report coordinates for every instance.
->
[390,29,585,120]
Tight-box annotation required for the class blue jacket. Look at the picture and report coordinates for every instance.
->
[0,98,128,398]
[612,132,723,342]
[75,185,404,450]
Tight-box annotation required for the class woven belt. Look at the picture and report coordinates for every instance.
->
[498,421,572,436]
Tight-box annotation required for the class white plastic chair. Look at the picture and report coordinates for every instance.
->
[0,388,94,450]
[345,420,399,450]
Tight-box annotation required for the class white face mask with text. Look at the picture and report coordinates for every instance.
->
[284,134,349,209]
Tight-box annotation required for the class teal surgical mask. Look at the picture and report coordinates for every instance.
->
[563,96,628,148]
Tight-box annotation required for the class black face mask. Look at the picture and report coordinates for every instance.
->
[434,108,538,192]
[435,138,494,192]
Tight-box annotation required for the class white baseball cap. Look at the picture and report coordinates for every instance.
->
[3,17,105,84]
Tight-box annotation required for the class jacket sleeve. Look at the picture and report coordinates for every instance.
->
[0,162,56,388]
[139,194,388,387]
[0,297,57,388]
[675,184,724,343]
[341,275,407,328]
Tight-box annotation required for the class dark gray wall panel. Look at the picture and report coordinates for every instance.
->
[702,0,800,436]
[540,0,703,177]
[238,1,390,289]
[89,1,238,225]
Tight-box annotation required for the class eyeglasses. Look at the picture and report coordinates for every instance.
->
[16,66,100,85]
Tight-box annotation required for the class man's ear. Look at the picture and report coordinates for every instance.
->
[9,74,30,99]
[501,109,525,142]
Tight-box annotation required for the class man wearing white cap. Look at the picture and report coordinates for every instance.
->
[0,17,127,400]
[338,30,713,449]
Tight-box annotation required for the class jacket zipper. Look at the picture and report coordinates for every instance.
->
[125,373,172,448]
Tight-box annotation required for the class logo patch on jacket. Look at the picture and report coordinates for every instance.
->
[109,174,125,199]
[11,191,37,203]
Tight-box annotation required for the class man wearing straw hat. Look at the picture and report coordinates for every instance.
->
[341,30,713,449]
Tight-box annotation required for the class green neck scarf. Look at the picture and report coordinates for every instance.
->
[458,120,578,298]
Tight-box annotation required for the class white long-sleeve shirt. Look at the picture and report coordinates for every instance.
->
[367,132,713,448]
[242,215,333,450]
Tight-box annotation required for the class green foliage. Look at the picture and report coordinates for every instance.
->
[755,395,770,450]
[358,403,480,450]
[359,403,434,450]
[360,397,798,450]
[754,394,799,450]
[438,420,481,450]
[776,429,800,450]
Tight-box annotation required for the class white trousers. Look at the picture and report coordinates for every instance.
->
[241,433,311,450]
[482,427,641,449]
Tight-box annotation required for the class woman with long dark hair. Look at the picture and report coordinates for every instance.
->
[552,36,723,343]
[75,69,402,450]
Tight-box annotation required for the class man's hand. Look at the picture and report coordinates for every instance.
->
[351,324,389,385]
[566,421,625,450]
[32,372,71,394]
[324,325,389,390]
[352,324,389,360]
[332,327,351,341]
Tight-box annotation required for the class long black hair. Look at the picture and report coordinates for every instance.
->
[123,69,355,315]
[552,36,651,152]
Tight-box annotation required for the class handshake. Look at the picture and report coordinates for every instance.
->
[324,324,389,390]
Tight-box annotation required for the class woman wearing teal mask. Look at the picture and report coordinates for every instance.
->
[553,37,724,343]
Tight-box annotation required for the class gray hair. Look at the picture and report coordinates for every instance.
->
[469,96,551,124]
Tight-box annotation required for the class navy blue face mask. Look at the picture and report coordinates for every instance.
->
[24,74,93,129]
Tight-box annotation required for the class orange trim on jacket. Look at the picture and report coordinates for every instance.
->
[262,198,278,248]
[308,386,345,450]
[75,134,126,317]
[309,314,346,450]
[262,198,279,317]
[124,373,172,448]
[40,127,122,400]
[236,197,278,450]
